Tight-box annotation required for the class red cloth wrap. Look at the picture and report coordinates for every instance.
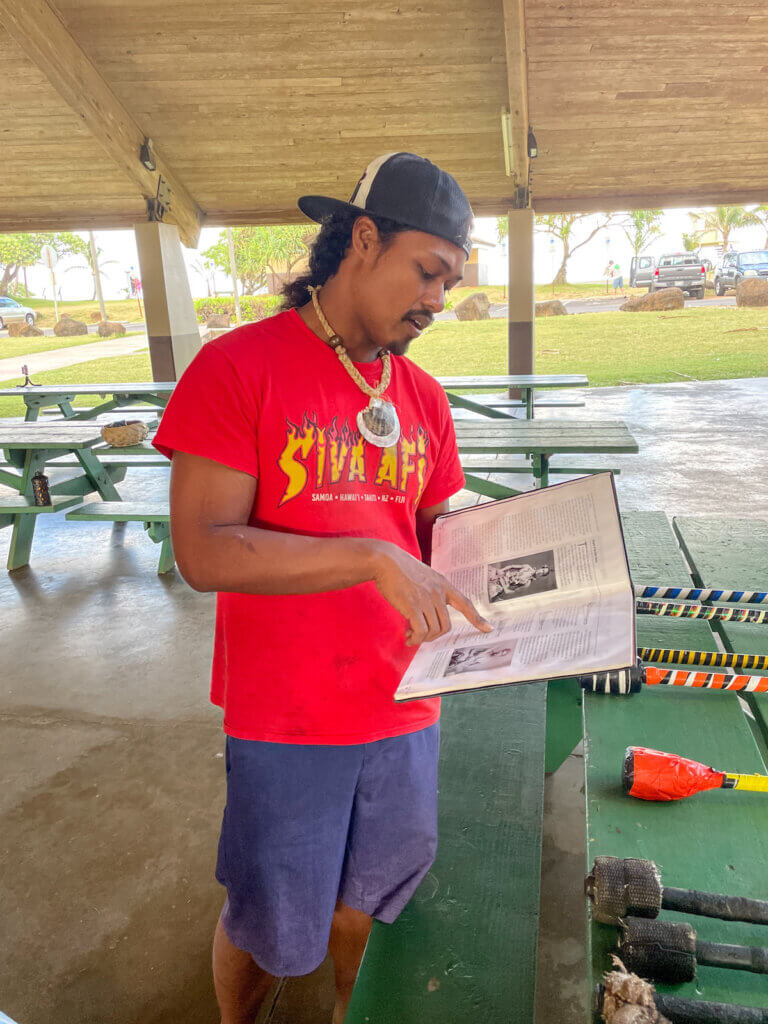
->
[626,746,725,801]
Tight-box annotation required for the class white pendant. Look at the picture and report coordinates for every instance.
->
[357,397,401,448]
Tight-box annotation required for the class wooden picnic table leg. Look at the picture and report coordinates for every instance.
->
[24,398,40,422]
[74,447,122,501]
[67,396,121,420]
[531,453,549,488]
[544,678,583,773]
[446,393,517,420]
[59,399,77,418]
[146,521,176,574]
[525,388,534,420]
[7,450,45,570]
[462,472,523,500]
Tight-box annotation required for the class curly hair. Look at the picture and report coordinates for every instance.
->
[280,208,409,310]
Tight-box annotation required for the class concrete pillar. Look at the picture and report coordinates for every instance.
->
[133,221,200,381]
[507,206,535,380]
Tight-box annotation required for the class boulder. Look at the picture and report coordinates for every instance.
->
[97,320,127,337]
[22,324,44,337]
[535,299,568,317]
[620,288,685,312]
[202,327,231,344]
[454,292,491,321]
[53,315,88,336]
[205,313,232,329]
[7,321,26,337]
[736,278,768,307]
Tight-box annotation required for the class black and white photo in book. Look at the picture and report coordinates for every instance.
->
[487,549,557,603]
[445,640,519,677]
[393,472,637,703]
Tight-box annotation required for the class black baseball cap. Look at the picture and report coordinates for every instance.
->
[298,152,474,258]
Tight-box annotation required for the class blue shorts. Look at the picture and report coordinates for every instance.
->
[215,723,440,976]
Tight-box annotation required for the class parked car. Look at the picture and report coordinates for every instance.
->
[649,253,706,299]
[0,297,37,330]
[629,255,656,288]
[713,250,768,296]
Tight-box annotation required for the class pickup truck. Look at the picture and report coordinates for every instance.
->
[714,250,768,295]
[629,255,656,288]
[649,253,706,299]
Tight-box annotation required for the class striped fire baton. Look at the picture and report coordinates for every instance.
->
[637,647,768,672]
[636,585,768,606]
[636,599,768,625]
[579,663,768,695]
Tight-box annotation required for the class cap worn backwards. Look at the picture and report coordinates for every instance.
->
[298,152,474,258]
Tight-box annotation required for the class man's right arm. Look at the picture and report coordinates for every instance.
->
[169,451,491,646]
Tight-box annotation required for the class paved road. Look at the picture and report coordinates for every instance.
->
[0,334,149,382]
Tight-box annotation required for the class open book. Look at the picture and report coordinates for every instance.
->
[394,472,636,701]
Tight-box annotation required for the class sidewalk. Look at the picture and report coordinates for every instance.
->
[0,334,150,382]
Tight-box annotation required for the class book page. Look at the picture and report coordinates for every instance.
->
[395,473,635,701]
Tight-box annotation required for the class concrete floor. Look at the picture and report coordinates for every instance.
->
[1,377,767,1024]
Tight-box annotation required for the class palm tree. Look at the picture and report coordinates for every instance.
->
[688,206,761,252]
[749,205,768,249]
[620,209,663,258]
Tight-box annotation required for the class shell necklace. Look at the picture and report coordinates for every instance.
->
[308,285,401,448]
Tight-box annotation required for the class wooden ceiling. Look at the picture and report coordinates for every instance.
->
[1,0,767,246]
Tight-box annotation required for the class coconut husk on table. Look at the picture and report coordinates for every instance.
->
[100,419,149,447]
[600,957,671,1024]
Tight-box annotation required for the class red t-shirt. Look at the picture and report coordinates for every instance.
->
[153,307,465,744]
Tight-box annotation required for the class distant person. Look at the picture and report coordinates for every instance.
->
[612,262,625,297]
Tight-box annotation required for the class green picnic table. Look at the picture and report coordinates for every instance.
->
[454,419,639,495]
[437,374,588,419]
[0,382,174,421]
[583,512,768,1017]
[0,422,124,570]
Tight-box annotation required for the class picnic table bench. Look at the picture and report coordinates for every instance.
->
[437,374,588,420]
[454,419,639,494]
[0,382,174,421]
[0,423,125,570]
[66,501,173,574]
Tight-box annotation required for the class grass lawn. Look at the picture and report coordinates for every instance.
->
[412,307,768,387]
[24,297,144,326]
[0,331,141,362]
[0,352,152,418]
[0,307,765,417]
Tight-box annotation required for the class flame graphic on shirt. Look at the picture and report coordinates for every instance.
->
[277,413,429,506]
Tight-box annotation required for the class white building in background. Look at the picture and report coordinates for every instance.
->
[462,235,498,287]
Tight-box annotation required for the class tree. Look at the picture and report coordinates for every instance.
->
[63,232,117,307]
[681,232,700,252]
[620,209,663,258]
[0,231,88,296]
[749,204,768,249]
[687,206,761,253]
[203,225,315,294]
[535,213,615,285]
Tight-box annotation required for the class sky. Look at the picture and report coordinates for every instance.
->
[18,208,768,301]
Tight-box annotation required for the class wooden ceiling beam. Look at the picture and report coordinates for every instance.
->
[0,0,204,247]
[501,0,530,196]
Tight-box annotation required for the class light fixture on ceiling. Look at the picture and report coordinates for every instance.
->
[140,138,157,172]
[527,129,538,159]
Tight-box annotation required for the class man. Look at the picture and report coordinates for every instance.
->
[612,261,626,297]
[153,152,492,1024]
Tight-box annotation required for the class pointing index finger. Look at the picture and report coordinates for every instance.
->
[446,586,493,633]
